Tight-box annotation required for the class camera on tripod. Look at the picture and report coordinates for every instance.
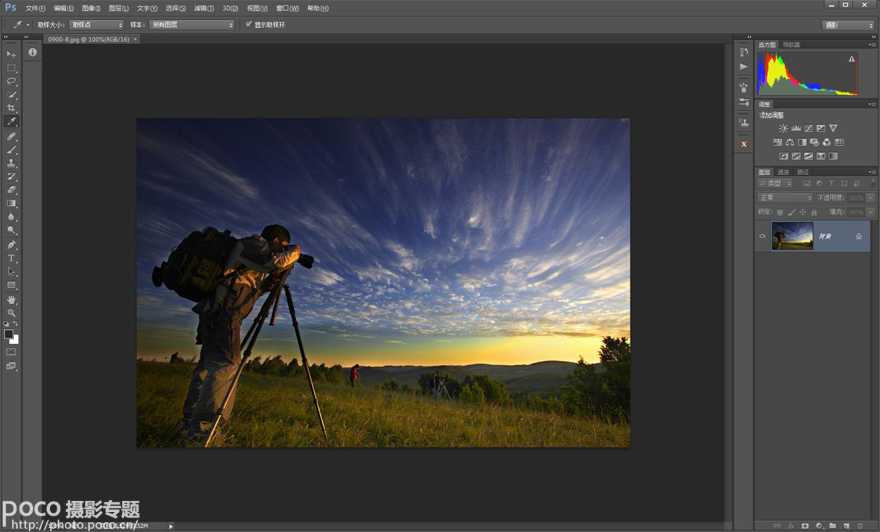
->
[297,254,315,269]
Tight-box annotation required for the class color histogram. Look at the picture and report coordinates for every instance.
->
[757,51,859,97]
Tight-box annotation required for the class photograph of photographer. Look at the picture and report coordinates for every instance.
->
[136,118,631,448]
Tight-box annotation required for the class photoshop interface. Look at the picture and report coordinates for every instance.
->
[0,0,877,531]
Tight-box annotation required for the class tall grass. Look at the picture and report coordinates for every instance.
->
[137,362,630,448]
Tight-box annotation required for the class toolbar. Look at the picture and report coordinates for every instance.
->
[1,38,20,375]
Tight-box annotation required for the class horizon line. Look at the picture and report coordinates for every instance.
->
[136,355,593,368]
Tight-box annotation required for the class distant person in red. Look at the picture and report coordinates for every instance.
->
[349,364,360,387]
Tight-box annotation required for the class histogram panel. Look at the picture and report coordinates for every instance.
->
[757,51,859,97]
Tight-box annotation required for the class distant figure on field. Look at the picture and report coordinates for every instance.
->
[349,364,360,387]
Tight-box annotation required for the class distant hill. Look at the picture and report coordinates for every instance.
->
[355,360,590,395]
[146,353,593,395]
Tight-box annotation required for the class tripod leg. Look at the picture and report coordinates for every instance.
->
[240,312,260,348]
[203,286,280,448]
[269,283,283,326]
[283,284,329,442]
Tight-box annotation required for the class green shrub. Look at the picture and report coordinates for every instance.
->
[518,393,566,415]
[417,373,434,394]
[459,383,485,404]
[325,364,344,384]
[463,375,510,405]
[381,380,400,392]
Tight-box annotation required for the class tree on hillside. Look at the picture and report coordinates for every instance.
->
[245,356,262,372]
[562,360,601,416]
[285,357,300,376]
[261,355,287,376]
[599,336,631,416]
[562,336,631,420]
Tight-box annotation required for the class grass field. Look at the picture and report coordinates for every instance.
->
[137,361,630,448]
[775,241,813,250]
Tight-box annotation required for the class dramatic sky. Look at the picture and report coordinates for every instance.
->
[136,118,630,366]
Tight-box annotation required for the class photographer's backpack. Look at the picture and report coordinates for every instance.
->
[152,227,238,303]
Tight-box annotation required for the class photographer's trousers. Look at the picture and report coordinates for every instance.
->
[183,282,260,435]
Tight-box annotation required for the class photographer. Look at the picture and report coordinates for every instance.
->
[181,224,302,445]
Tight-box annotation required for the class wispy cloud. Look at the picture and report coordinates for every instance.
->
[309,269,344,287]
[187,151,259,200]
[590,279,631,300]
[385,240,420,271]
[138,134,260,201]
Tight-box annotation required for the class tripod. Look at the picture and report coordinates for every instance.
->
[204,269,328,447]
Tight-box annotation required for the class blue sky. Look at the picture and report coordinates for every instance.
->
[136,118,630,366]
